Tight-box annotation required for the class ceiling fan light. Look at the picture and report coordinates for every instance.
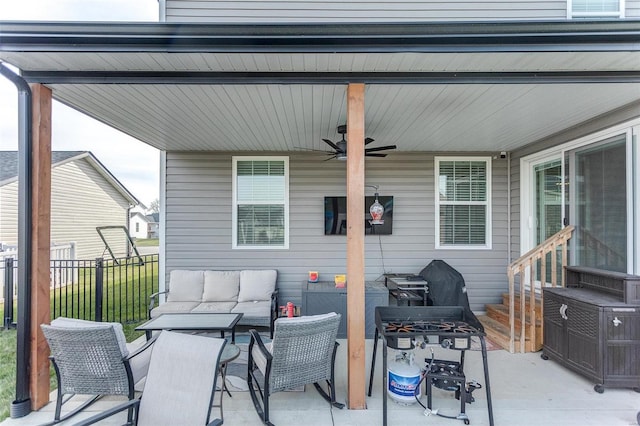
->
[336,140,347,160]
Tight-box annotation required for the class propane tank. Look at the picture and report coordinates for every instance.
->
[286,302,294,318]
[387,351,422,405]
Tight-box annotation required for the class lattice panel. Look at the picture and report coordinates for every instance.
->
[567,304,598,339]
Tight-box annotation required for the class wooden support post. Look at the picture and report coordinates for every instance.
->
[346,82,366,409]
[29,83,52,410]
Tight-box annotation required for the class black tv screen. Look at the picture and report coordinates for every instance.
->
[324,196,393,235]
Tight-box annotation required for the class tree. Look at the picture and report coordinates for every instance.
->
[148,198,160,214]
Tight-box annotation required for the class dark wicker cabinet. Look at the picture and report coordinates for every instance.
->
[542,267,640,393]
[301,281,388,338]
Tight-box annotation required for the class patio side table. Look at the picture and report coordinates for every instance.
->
[216,343,241,423]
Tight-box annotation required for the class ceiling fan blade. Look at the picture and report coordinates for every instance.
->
[324,154,339,161]
[365,137,375,145]
[294,146,334,153]
[365,145,397,153]
[322,138,341,152]
[365,153,387,157]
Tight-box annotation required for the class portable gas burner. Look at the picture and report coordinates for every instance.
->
[383,320,480,350]
[369,306,494,426]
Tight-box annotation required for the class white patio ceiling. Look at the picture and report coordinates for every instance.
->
[1,23,639,154]
[40,81,640,153]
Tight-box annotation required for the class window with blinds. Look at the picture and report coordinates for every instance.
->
[569,0,623,18]
[233,157,289,249]
[435,157,491,248]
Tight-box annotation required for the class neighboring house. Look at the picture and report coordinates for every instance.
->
[1,2,639,319]
[129,211,151,239]
[146,213,160,239]
[0,151,140,259]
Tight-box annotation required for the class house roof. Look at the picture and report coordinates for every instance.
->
[0,150,140,206]
[146,213,159,223]
[0,151,83,182]
[130,211,150,222]
[0,21,639,154]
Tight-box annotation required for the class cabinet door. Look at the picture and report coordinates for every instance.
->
[565,299,601,380]
[364,290,388,338]
[303,291,347,338]
[543,292,567,359]
[604,310,640,384]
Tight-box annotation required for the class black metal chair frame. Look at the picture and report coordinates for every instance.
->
[41,324,155,425]
[247,319,345,426]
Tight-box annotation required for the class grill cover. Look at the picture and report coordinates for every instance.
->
[419,259,483,332]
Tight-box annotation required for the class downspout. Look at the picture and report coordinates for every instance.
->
[507,152,512,264]
[0,63,33,418]
[126,205,132,258]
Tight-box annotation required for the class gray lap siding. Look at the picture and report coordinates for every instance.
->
[164,151,510,311]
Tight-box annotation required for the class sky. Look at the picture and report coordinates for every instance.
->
[0,0,161,207]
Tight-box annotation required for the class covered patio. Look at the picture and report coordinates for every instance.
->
[1,17,639,422]
[0,339,638,426]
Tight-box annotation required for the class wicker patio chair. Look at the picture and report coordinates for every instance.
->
[41,318,154,425]
[247,312,344,425]
[75,330,226,426]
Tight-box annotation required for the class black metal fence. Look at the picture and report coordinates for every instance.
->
[2,254,159,328]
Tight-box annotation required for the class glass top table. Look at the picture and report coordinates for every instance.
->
[136,312,243,342]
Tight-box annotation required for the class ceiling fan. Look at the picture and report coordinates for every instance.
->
[304,124,397,160]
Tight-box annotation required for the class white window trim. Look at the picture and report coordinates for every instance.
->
[567,0,625,19]
[232,156,290,250]
[520,117,640,274]
[435,156,492,250]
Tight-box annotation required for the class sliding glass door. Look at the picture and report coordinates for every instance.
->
[572,136,627,272]
[522,128,633,279]
[531,159,565,283]
[534,160,564,245]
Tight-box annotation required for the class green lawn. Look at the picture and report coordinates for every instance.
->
[0,330,58,421]
[50,258,158,335]
[0,329,17,421]
[134,238,159,247]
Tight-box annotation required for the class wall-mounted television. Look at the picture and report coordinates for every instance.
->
[324,196,393,235]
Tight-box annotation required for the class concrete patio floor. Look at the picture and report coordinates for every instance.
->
[2,338,639,426]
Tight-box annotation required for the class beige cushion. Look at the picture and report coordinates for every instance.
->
[202,270,240,302]
[231,300,271,318]
[150,301,200,318]
[191,301,237,313]
[237,270,277,302]
[167,270,204,302]
[50,317,129,357]
[251,341,273,375]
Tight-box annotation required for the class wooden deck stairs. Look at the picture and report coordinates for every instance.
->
[478,292,543,353]
[479,225,575,353]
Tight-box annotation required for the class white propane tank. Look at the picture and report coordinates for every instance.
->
[387,351,422,405]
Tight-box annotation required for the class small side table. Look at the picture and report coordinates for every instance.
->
[216,343,241,422]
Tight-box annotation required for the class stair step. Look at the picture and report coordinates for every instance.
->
[486,304,542,327]
[501,292,543,316]
[478,315,543,353]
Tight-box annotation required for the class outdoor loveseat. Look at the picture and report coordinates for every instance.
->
[148,269,278,334]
